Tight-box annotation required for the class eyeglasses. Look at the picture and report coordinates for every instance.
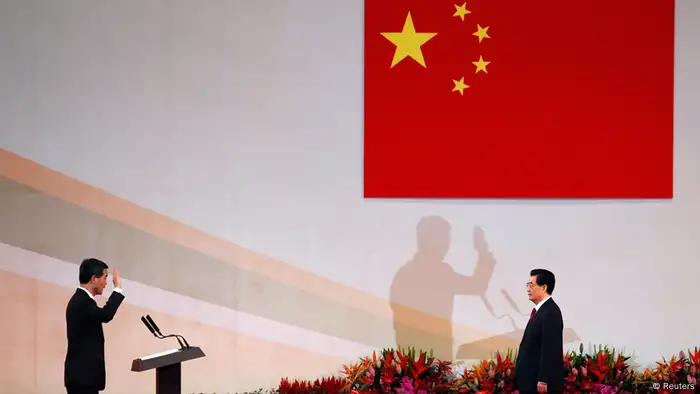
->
[525,283,541,289]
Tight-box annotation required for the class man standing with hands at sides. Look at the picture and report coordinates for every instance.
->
[515,269,564,394]
[64,258,125,394]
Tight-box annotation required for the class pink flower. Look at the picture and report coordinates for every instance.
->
[398,376,414,393]
[598,384,618,394]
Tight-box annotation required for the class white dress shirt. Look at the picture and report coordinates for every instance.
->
[534,295,551,312]
[78,286,123,300]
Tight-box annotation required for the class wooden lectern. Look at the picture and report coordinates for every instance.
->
[131,347,206,394]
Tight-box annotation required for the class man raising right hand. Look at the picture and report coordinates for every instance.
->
[64,258,125,394]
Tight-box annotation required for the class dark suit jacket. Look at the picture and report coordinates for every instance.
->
[514,297,564,392]
[64,288,125,390]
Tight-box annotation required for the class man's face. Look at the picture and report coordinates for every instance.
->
[91,269,109,295]
[526,275,545,303]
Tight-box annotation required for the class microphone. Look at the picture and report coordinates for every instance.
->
[145,315,163,336]
[141,316,158,337]
[142,315,189,349]
[144,314,190,349]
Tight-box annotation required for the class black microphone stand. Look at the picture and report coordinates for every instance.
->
[146,315,190,349]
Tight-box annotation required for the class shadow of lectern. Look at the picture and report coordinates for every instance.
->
[131,315,206,394]
[456,289,581,361]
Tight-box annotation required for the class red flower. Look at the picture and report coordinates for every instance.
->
[689,347,700,365]
[587,352,611,381]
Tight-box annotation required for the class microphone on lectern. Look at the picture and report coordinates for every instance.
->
[145,315,163,336]
[144,314,190,349]
[140,316,158,337]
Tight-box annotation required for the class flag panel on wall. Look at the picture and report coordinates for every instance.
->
[364,0,674,198]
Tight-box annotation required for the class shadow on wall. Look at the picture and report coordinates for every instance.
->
[0,160,583,391]
[0,152,578,373]
[390,216,581,362]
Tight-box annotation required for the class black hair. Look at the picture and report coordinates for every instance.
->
[78,258,109,284]
[530,268,555,295]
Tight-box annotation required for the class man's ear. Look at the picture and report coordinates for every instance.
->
[542,284,548,294]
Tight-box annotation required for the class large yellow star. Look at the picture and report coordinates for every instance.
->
[453,3,471,21]
[381,12,437,68]
[473,55,491,74]
[473,24,490,43]
[452,77,470,95]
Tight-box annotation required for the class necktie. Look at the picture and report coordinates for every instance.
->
[529,308,536,322]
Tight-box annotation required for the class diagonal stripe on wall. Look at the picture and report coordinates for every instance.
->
[0,148,515,355]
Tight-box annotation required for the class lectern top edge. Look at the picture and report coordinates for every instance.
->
[131,346,205,373]
[138,348,181,361]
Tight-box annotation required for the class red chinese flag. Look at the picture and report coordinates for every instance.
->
[364,0,674,198]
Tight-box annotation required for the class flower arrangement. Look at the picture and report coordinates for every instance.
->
[561,343,636,393]
[453,350,516,393]
[200,344,699,394]
[277,376,346,394]
[341,347,456,393]
[633,347,699,394]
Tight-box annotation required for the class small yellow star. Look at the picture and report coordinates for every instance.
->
[453,3,471,21]
[381,12,438,68]
[473,24,490,43]
[473,56,491,74]
[452,77,470,95]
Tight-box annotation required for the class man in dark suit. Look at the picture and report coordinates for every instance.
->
[64,258,125,394]
[515,269,564,394]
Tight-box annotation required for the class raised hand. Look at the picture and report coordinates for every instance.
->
[112,268,121,288]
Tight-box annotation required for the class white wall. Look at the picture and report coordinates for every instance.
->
[1,0,699,373]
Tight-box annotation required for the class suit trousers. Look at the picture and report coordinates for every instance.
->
[66,386,99,394]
